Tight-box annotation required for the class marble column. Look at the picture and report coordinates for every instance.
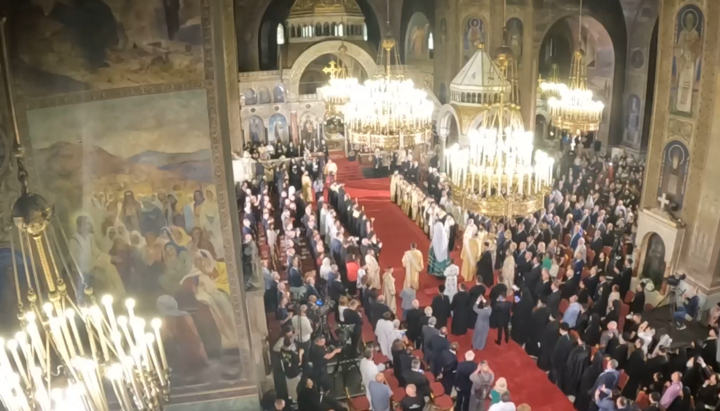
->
[208,0,269,394]
[439,135,447,173]
[642,0,720,293]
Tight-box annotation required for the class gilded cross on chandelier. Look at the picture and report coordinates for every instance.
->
[658,193,671,210]
[322,60,342,79]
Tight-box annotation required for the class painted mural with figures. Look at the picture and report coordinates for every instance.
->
[20,89,252,397]
[12,0,204,97]
[670,4,703,117]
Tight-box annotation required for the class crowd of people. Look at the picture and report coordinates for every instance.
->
[256,135,720,411]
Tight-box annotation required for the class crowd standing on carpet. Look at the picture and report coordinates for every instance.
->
[254,138,720,411]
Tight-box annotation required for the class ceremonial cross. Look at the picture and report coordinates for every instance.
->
[657,193,671,210]
[322,61,342,79]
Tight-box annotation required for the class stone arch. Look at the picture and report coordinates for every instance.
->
[286,41,377,98]
[437,104,461,146]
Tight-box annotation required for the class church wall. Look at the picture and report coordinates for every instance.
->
[640,0,720,293]
[619,0,658,152]
[1,0,264,405]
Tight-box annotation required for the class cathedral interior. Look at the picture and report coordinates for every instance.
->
[0,0,719,409]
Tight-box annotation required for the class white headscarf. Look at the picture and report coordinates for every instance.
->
[320,258,332,280]
[432,221,448,261]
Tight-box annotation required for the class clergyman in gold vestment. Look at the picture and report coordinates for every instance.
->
[402,243,424,290]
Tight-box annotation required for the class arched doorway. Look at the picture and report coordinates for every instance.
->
[641,233,666,289]
[535,114,548,143]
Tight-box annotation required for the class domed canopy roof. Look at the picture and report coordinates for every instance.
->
[289,0,364,18]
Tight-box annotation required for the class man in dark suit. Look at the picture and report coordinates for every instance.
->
[546,281,562,319]
[431,286,451,328]
[405,300,425,347]
[369,294,391,330]
[438,342,459,395]
[589,359,620,397]
[494,295,512,345]
[513,223,528,244]
[612,257,633,300]
[454,352,478,411]
[429,327,450,376]
[422,317,440,361]
[525,255,542,296]
[403,359,431,399]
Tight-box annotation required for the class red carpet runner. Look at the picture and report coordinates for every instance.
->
[338,166,575,411]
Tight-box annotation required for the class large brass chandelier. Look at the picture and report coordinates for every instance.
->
[538,63,565,100]
[0,19,169,411]
[342,0,433,151]
[446,19,554,219]
[316,44,359,107]
[547,0,604,134]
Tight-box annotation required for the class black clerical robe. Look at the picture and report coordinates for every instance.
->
[537,319,561,371]
[526,306,550,357]
[476,251,494,288]
[450,291,470,336]
[551,333,576,385]
[562,344,591,396]
[431,295,451,328]
[467,284,487,328]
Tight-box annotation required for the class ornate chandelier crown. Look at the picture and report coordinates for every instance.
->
[445,18,554,219]
[317,44,359,106]
[343,37,434,151]
[547,0,604,134]
[538,63,566,100]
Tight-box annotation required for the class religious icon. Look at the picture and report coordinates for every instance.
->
[671,5,703,116]
[242,89,257,105]
[464,18,485,51]
[658,141,689,210]
[506,18,523,62]
[273,85,285,102]
[641,233,666,289]
[623,95,641,146]
[269,114,288,144]
[405,13,431,61]
[248,115,266,144]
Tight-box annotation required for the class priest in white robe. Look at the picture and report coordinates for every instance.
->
[382,267,397,315]
[443,264,459,302]
[375,313,396,357]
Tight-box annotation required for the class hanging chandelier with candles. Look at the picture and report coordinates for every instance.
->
[445,19,554,219]
[538,63,566,100]
[316,44,359,107]
[0,18,169,411]
[343,37,434,151]
[547,0,604,134]
[342,0,433,151]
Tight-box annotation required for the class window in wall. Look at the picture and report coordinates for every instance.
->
[363,23,368,41]
[277,24,285,45]
[428,32,434,51]
[338,23,344,36]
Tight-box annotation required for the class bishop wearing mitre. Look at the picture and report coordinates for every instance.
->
[402,242,425,290]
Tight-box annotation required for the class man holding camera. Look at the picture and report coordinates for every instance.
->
[306,336,342,391]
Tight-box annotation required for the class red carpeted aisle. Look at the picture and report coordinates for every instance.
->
[338,166,575,411]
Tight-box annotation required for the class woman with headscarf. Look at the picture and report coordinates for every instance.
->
[200,187,224,260]
[102,226,118,253]
[187,226,217,259]
[195,249,230,295]
[319,257,333,281]
[573,352,604,411]
[510,287,534,346]
[489,377,509,406]
[583,313,602,347]
[364,251,381,290]
[159,243,194,296]
[182,253,238,350]
[428,221,451,277]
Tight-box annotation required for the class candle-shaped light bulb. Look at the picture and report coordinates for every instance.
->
[43,303,54,318]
